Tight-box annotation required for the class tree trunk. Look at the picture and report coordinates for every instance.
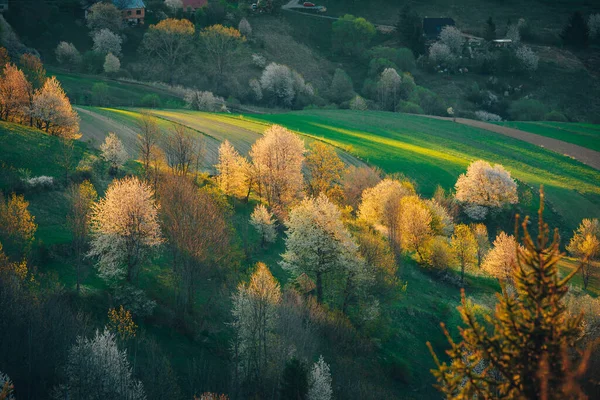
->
[316,271,323,303]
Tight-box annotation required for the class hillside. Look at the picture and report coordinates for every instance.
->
[2,1,600,399]
[249,110,600,230]
[75,107,600,233]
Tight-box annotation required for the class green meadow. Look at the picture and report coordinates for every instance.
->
[497,121,600,152]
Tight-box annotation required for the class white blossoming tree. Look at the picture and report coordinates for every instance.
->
[308,355,332,400]
[100,132,128,173]
[281,194,361,303]
[104,53,121,74]
[249,125,305,211]
[516,45,539,72]
[55,41,81,71]
[378,68,401,111]
[89,177,162,284]
[66,329,146,400]
[238,18,252,37]
[259,63,313,108]
[92,28,122,56]
[250,204,277,247]
[440,26,465,54]
[429,42,454,66]
[455,160,518,220]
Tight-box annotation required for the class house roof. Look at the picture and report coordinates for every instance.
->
[423,17,455,36]
[182,0,207,9]
[113,0,145,10]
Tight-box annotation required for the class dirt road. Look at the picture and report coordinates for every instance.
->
[426,115,600,170]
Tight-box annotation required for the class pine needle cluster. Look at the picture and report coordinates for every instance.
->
[427,190,590,399]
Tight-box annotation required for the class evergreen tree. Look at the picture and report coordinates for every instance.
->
[561,11,589,47]
[484,17,496,41]
[396,6,425,56]
[427,190,590,399]
[281,358,308,400]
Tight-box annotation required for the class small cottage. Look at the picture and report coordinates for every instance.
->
[113,0,146,25]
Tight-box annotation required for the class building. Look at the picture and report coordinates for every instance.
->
[0,0,8,13]
[181,0,208,13]
[492,39,513,48]
[113,0,145,25]
[423,17,456,39]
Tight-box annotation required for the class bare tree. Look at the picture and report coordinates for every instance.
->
[136,113,161,179]
[163,123,204,177]
[159,175,230,312]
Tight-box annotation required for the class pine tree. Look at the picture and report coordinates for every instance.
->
[396,5,425,55]
[427,190,590,399]
[484,17,497,41]
[561,11,589,47]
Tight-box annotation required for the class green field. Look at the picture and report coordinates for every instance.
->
[497,121,600,152]
[244,110,600,231]
[76,107,366,172]
[75,108,600,232]
[48,68,186,108]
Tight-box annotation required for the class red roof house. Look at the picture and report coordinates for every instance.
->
[181,0,207,12]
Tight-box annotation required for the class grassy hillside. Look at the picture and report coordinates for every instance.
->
[75,107,600,232]
[48,68,186,108]
[244,110,600,231]
[76,107,366,172]
[496,121,600,152]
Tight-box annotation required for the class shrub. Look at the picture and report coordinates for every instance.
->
[368,46,415,72]
[91,82,110,106]
[25,176,54,190]
[474,110,502,122]
[368,57,398,79]
[140,94,161,108]
[410,87,446,116]
[82,51,105,74]
[544,110,568,122]
[350,95,368,110]
[184,90,226,112]
[515,45,539,72]
[508,99,547,121]
[396,100,423,114]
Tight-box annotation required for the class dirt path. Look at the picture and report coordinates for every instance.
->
[424,115,600,170]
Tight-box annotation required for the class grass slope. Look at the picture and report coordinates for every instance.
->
[497,121,600,152]
[0,122,91,245]
[49,68,186,108]
[245,110,600,231]
[76,107,366,172]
